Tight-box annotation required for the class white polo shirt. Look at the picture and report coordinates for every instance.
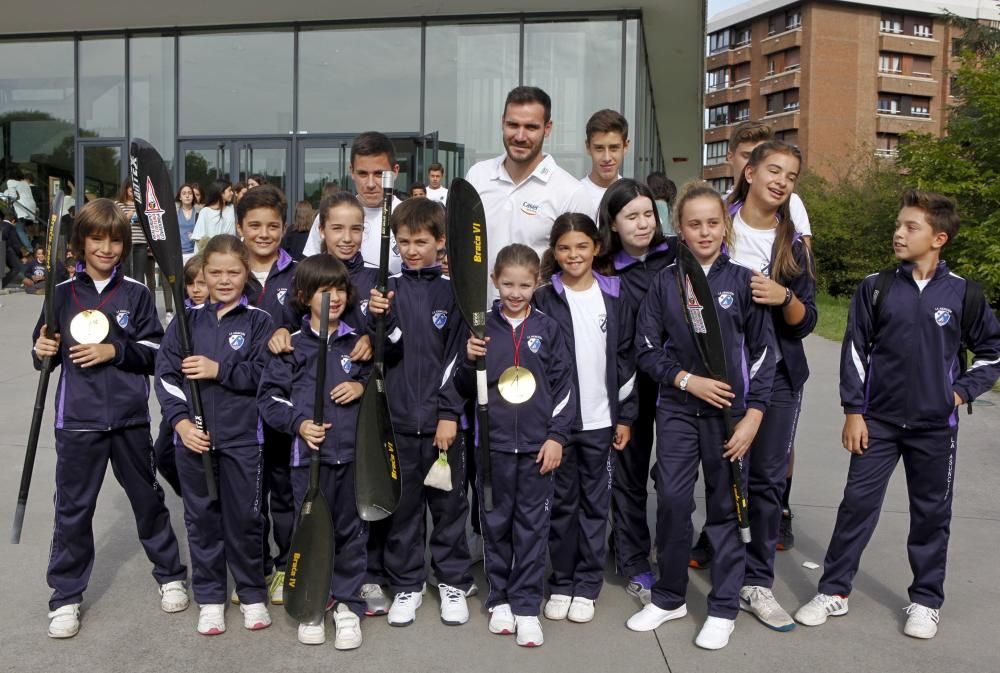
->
[579,173,621,222]
[301,196,403,273]
[426,186,448,204]
[466,153,593,276]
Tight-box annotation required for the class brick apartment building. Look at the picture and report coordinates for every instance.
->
[702,0,1000,190]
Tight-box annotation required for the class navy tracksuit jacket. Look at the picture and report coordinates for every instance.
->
[635,254,775,619]
[155,296,275,605]
[344,251,378,332]
[533,271,637,600]
[608,239,677,578]
[819,261,1000,608]
[258,315,371,617]
[456,304,576,616]
[34,265,185,610]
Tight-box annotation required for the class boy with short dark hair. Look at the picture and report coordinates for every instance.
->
[366,197,474,627]
[580,109,630,218]
[794,189,1000,639]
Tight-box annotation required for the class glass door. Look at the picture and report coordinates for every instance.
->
[77,141,125,203]
[236,139,290,196]
[296,137,352,209]
[180,140,230,188]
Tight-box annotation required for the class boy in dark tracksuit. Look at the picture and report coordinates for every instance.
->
[32,199,187,639]
[795,190,1000,639]
[608,239,676,598]
[367,198,473,627]
[258,254,371,648]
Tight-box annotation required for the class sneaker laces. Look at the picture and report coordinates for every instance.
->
[743,586,779,617]
[395,591,418,605]
[808,593,842,611]
[904,603,939,623]
[440,585,464,605]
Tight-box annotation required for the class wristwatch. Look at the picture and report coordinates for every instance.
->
[781,287,793,307]
[679,373,692,391]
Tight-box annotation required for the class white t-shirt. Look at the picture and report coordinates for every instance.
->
[301,197,402,274]
[192,205,236,240]
[4,179,37,221]
[426,186,448,204]
[579,173,620,222]
[724,188,811,237]
[465,153,592,296]
[252,270,269,285]
[915,278,931,293]
[565,282,611,430]
[732,208,777,277]
[93,277,111,293]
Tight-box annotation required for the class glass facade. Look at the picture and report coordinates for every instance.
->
[0,13,662,226]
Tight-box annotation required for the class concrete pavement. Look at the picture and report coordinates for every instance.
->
[0,290,997,673]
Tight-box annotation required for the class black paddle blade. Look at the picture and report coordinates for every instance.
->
[284,490,335,624]
[446,178,489,338]
[355,373,401,521]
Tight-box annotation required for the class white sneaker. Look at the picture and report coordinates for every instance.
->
[361,583,390,616]
[197,604,226,636]
[543,594,572,621]
[159,580,189,613]
[269,571,285,605]
[695,616,736,650]
[489,603,515,635]
[240,602,272,630]
[794,593,848,626]
[387,589,423,626]
[438,584,470,625]
[47,604,80,639]
[739,585,794,631]
[567,597,595,623]
[515,615,544,647]
[297,621,325,645]
[626,603,688,632]
[903,603,940,639]
[333,604,363,650]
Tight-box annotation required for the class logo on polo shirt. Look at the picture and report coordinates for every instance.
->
[934,307,952,326]
[115,309,130,328]
[229,332,246,350]
[341,354,352,373]
[718,291,735,310]
[277,288,287,305]
[432,310,448,330]
[599,313,608,333]
[527,335,542,353]
[520,200,541,216]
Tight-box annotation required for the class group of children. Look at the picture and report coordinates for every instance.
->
[29,122,1000,653]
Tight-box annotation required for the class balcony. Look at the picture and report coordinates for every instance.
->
[874,148,899,159]
[761,28,802,56]
[703,162,734,180]
[760,69,801,96]
[704,123,735,144]
[705,81,751,107]
[876,113,935,134]
[706,44,751,70]
[878,33,940,57]
[763,110,800,133]
[877,73,938,97]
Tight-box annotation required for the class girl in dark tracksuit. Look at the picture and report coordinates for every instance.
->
[533,213,636,624]
[33,199,187,640]
[258,254,370,649]
[155,235,274,636]
[725,140,817,631]
[459,244,575,648]
[595,178,676,602]
[627,183,775,651]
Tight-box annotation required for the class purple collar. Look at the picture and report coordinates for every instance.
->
[551,270,620,298]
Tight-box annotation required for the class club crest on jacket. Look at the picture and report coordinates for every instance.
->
[934,307,952,326]
[717,291,734,310]
[527,335,542,353]
[432,310,448,330]
[341,354,352,373]
[360,299,369,316]
[228,332,246,350]
[116,309,130,328]
[277,288,287,305]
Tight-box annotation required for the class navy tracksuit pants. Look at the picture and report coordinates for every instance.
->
[611,371,656,578]
[651,409,748,619]
[818,418,957,609]
[151,414,182,496]
[290,462,368,618]
[481,451,555,617]
[176,442,266,605]
[377,433,473,593]
[745,364,803,587]
[261,424,294,575]
[548,427,615,600]
[48,426,186,610]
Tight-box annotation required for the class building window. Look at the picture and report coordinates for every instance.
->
[913,23,932,38]
[707,68,730,91]
[951,38,962,56]
[734,62,751,83]
[879,53,902,74]
[786,11,802,30]
[735,26,752,46]
[875,132,899,157]
[910,99,930,117]
[707,105,729,128]
[877,94,901,114]
[768,14,783,36]
[733,101,750,122]
[880,13,903,34]
[785,48,800,70]
[783,90,800,111]
[710,177,733,193]
[705,140,728,166]
[912,56,932,77]
[709,30,731,54]
[776,130,799,145]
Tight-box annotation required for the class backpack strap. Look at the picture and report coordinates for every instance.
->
[868,269,897,353]
[958,278,985,414]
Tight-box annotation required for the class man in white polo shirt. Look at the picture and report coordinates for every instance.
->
[425,163,448,204]
[579,109,630,220]
[466,86,592,277]
[302,132,403,272]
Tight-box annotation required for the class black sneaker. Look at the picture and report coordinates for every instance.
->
[777,509,794,551]
[688,530,713,569]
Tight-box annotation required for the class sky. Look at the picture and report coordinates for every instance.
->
[708,0,750,17]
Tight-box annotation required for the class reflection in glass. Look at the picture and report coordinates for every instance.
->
[0,40,75,225]
[179,31,293,135]
[298,26,421,134]
[524,20,623,178]
[237,143,288,195]
[82,145,122,201]
[131,36,176,169]
[182,143,230,186]
[79,38,126,138]
[301,145,348,209]
[425,23,519,168]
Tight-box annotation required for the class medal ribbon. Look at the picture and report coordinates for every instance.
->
[510,307,530,368]
[70,277,123,312]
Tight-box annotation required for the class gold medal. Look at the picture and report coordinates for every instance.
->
[498,365,536,404]
[69,310,110,344]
